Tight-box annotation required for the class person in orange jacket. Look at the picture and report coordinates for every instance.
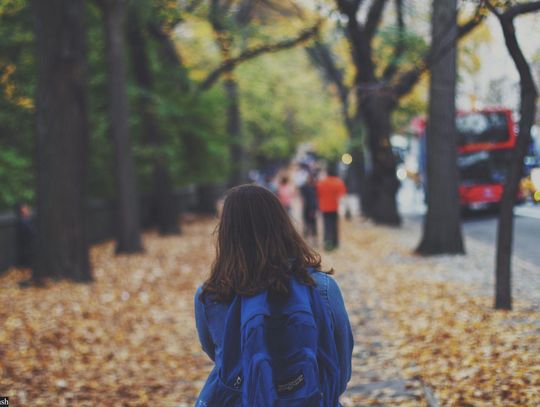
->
[316,164,347,251]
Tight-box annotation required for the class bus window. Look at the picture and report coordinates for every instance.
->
[456,112,509,146]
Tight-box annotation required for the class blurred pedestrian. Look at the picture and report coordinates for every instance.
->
[262,173,277,195]
[317,164,346,251]
[300,173,318,245]
[15,202,35,267]
[277,175,294,214]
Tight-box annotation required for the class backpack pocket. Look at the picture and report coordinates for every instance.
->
[273,349,324,407]
[207,371,242,406]
[245,350,323,407]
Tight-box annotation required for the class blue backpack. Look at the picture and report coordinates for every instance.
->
[208,274,340,406]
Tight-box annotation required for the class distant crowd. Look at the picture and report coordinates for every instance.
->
[257,163,347,251]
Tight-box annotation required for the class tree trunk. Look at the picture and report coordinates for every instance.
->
[224,75,245,187]
[346,117,371,218]
[359,93,401,225]
[494,14,538,310]
[32,0,91,282]
[101,0,143,253]
[127,8,180,235]
[416,0,464,255]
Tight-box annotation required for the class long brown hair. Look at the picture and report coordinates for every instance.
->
[201,184,328,302]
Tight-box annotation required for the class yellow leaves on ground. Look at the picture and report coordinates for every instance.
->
[1,216,538,406]
[334,220,540,407]
[0,219,216,406]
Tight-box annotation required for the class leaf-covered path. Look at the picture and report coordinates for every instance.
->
[1,217,539,406]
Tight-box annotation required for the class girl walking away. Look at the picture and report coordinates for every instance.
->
[194,185,353,406]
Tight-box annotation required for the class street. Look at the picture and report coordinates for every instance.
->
[399,179,540,265]
[462,205,540,267]
[397,180,540,308]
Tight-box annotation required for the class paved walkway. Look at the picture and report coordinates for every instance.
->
[327,217,539,406]
[322,220,430,407]
[2,214,538,406]
[338,269,428,406]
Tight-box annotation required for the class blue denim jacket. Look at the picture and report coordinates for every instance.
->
[194,271,354,406]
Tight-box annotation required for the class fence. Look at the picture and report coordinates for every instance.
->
[0,184,224,275]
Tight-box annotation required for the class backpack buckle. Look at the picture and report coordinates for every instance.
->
[233,375,243,389]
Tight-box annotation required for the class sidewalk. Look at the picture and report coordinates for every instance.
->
[1,216,539,406]
[331,218,540,406]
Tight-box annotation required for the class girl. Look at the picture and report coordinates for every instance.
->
[194,185,353,406]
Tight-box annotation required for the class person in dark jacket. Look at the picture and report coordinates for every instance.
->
[300,173,318,244]
[194,184,353,406]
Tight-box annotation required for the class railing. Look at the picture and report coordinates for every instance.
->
[0,184,218,274]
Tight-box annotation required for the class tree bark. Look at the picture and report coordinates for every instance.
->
[32,0,91,282]
[127,8,180,235]
[333,0,484,226]
[209,1,246,187]
[493,7,539,310]
[349,119,371,218]
[416,0,464,255]
[335,0,401,225]
[224,75,245,187]
[305,42,371,218]
[207,1,319,187]
[359,92,401,225]
[101,0,143,253]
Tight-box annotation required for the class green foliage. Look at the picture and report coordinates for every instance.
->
[86,3,116,200]
[392,78,428,133]
[0,0,35,210]
[0,0,230,210]
[147,86,230,186]
[373,26,429,80]
[372,25,429,133]
[239,50,347,164]
[135,24,229,187]
[0,147,33,208]
[0,0,353,212]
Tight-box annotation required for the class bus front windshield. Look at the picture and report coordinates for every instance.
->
[456,112,510,146]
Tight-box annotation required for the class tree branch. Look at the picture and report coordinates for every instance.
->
[503,0,540,19]
[209,0,231,32]
[486,0,540,87]
[391,9,484,98]
[199,21,321,90]
[147,21,191,92]
[306,41,354,131]
[489,0,539,310]
[382,0,404,80]
[365,0,390,40]
[335,0,364,18]
[184,0,203,13]
[495,12,537,94]
[235,0,256,25]
[335,0,376,82]
[257,0,305,18]
[306,41,350,110]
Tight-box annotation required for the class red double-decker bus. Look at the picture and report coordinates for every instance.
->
[456,108,517,210]
[410,108,519,211]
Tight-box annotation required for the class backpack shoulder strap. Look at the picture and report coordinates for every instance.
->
[240,278,312,326]
[221,296,243,377]
[240,290,270,328]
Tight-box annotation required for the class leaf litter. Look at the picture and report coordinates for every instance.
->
[1,216,538,406]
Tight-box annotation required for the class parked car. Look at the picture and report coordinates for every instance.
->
[521,167,540,204]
